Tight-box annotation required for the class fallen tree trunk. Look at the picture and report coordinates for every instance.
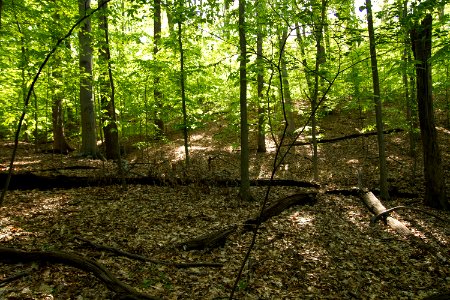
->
[244,192,317,232]
[360,190,449,261]
[0,247,159,300]
[178,225,237,251]
[179,193,317,251]
[0,172,319,191]
[293,128,404,146]
[361,190,413,236]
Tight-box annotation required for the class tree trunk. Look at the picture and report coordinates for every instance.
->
[153,0,164,137]
[52,87,73,154]
[256,3,266,153]
[365,0,390,200]
[98,0,120,160]
[238,0,251,201]
[398,0,417,157]
[177,4,189,165]
[78,0,99,158]
[295,24,313,96]
[280,29,295,136]
[310,0,327,181]
[411,14,448,210]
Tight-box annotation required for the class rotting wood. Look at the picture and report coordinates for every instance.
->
[0,247,159,300]
[361,190,413,236]
[292,128,404,146]
[75,236,223,268]
[178,225,237,251]
[244,192,317,232]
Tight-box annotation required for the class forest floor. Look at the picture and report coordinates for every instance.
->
[0,110,449,299]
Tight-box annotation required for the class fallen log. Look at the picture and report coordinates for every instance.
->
[244,192,317,232]
[179,193,318,251]
[76,237,223,268]
[361,190,413,236]
[293,128,404,146]
[1,172,319,191]
[178,225,237,251]
[0,247,159,300]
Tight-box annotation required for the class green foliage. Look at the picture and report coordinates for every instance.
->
[0,0,448,145]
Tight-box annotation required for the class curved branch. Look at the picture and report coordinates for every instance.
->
[0,247,158,300]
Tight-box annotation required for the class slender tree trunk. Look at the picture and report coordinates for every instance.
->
[256,7,266,153]
[98,0,120,160]
[0,0,3,28]
[153,0,164,136]
[177,6,189,165]
[310,0,327,181]
[238,0,251,201]
[411,14,448,210]
[279,29,295,136]
[295,24,314,97]
[399,0,417,157]
[366,0,390,200]
[78,0,99,157]
[446,64,450,129]
[52,67,73,154]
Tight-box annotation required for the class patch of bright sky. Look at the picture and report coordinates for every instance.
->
[354,0,386,19]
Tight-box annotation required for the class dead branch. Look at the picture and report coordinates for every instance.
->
[0,268,34,287]
[178,225,237,251]
[370,206,448,225]
[0,247,159,300]
[292,128,404,146]
[75,237,223,268]
[244,192,317,232]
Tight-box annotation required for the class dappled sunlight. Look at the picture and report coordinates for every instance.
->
[346,158,360,164]
[289,211,315,226]
[1,158,42,171]
[0,224,36,242]
[436,127,450,135]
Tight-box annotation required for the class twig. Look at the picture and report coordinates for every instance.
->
[0,269,34,287]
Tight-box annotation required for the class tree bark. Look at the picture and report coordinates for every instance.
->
[279,28,295,136]
[310,0,327,181]
[153,0,164,137]
[238,0,251,201]
[78,0,99,158]
[98,0,120,160]
[177,4,189,165]
[256,2,266,153]
[52,92,73,154]
[365,0,390,200]
[411,14,448,210]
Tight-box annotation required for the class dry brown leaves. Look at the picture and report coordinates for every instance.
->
[0,112,449,299]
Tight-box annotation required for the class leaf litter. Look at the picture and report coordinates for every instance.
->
[0,112,449,299]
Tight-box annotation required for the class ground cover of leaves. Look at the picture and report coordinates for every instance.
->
[0,111,449,299]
